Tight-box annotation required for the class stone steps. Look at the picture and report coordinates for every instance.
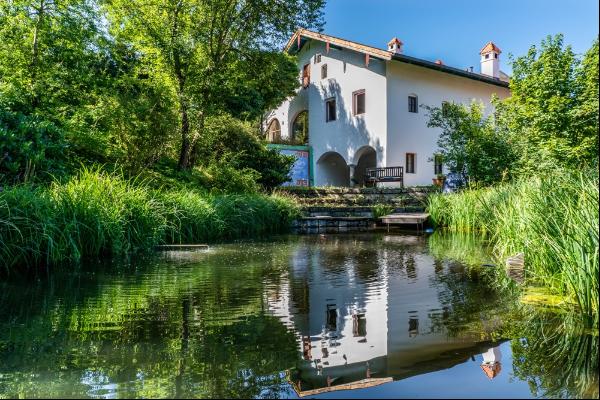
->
[303,205,425,218]
[284,187,435,234]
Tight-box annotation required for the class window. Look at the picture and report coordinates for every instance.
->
[441,101,450,116]
[314,53,321,64]
[494,53,498,59]
[406,153,416,174]
[266,119,281,142]
[302,64,310,88]
[321,64,328,79]
[485,54,490,59]
[325,98,336,122]
[292,111,309,144]
[353,90,365,115]
[408,95,418,113]
[434,154,443,175]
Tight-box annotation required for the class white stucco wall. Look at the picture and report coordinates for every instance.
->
[267,38,511,187]
[268,40,388,187]
[385,61,510,186]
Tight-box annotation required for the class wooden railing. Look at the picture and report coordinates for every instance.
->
[364,166,404,187]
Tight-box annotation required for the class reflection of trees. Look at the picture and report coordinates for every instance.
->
[0,244,299,398]
[510,311,599,399]
[428,233,599,399]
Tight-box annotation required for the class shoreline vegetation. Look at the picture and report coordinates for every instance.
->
[0,168,299,271]
[427,171,599,322]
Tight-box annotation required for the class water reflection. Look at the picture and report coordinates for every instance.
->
[0,233,597,399]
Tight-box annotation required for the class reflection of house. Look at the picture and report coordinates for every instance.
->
[480,345,502,379]
[264,236,512,395]
[266,30,510,186]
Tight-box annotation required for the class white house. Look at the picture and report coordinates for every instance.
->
[265,29,511,187]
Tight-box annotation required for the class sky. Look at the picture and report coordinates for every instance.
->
[321,0,599,74]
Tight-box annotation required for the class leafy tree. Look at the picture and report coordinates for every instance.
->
[424,101,513,185]
[198,114,294,189]
[494,35,599,175]
[104,0,325,170]
[0,0,107,116]
[0,109,67,183]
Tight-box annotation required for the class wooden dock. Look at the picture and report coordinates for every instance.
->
[294,377,393,397]
[380,212,429,232]
[156,244,209,250]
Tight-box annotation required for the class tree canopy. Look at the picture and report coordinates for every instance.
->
[425,35,599,185]
[0,0,325,188]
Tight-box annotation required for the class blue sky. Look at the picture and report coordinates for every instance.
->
[321,0,599,74]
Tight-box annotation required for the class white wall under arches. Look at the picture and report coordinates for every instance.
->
[315,151,349,187]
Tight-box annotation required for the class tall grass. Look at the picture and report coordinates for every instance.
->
[0,168,300,271]
[428,172,599,320]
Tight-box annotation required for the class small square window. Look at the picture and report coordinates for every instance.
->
[408,95,418,113]
[321,64,328,79]
[494,53,498,59]
[326,98,336,122]
[406,153,416,174]
[353,90,365,115]
[315,53,321,64]
[485,54,489,59]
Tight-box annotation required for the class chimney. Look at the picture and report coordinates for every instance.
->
[388,37,403,54]
[480,41,501,78]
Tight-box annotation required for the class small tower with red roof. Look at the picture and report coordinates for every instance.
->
[480,41,502,78]
[388,37,403,54]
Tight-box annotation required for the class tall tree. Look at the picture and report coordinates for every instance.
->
[424,101,513,184]
[104,0,325,170]
[494,35,599,174]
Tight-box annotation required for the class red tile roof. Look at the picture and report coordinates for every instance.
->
[480,42,502,55]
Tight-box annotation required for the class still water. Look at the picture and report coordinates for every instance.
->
[0,233,597,398]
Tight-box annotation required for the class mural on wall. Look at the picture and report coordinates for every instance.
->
[267,145,311,187]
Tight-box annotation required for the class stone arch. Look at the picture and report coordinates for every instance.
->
[291,110,309,144]
[317,152,349,187]
[352,145,377,186]
[266,118,281,142]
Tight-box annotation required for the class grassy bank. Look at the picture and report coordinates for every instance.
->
[0,168,300,271]
[428,172,599,320]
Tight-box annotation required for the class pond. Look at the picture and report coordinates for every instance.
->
[0,233,597,399]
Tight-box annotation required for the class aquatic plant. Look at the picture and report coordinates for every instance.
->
[0,168,300,271]
[427,172,599,321]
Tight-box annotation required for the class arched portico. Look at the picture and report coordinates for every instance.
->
[352,146,377,187]
[316,152,349,187]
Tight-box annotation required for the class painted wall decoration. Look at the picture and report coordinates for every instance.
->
[268,145,312,187]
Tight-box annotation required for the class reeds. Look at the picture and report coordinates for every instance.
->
[427,172,599,320]
[0,167,300,271]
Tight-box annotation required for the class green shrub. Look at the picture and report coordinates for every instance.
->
[0,109,68,184]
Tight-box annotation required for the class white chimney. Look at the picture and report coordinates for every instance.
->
[480,41,501,78]
[388,37,403,54]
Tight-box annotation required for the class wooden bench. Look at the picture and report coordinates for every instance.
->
[364,166,404,187]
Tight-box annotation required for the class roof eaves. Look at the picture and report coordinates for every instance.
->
[285,29,509,88]
[391,53,509,88]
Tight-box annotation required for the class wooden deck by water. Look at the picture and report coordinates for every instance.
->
[380,212,430,232]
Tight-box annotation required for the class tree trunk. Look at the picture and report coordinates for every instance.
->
[177,98,191,170]
[187,112,204,168]
[31,0,46,108]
